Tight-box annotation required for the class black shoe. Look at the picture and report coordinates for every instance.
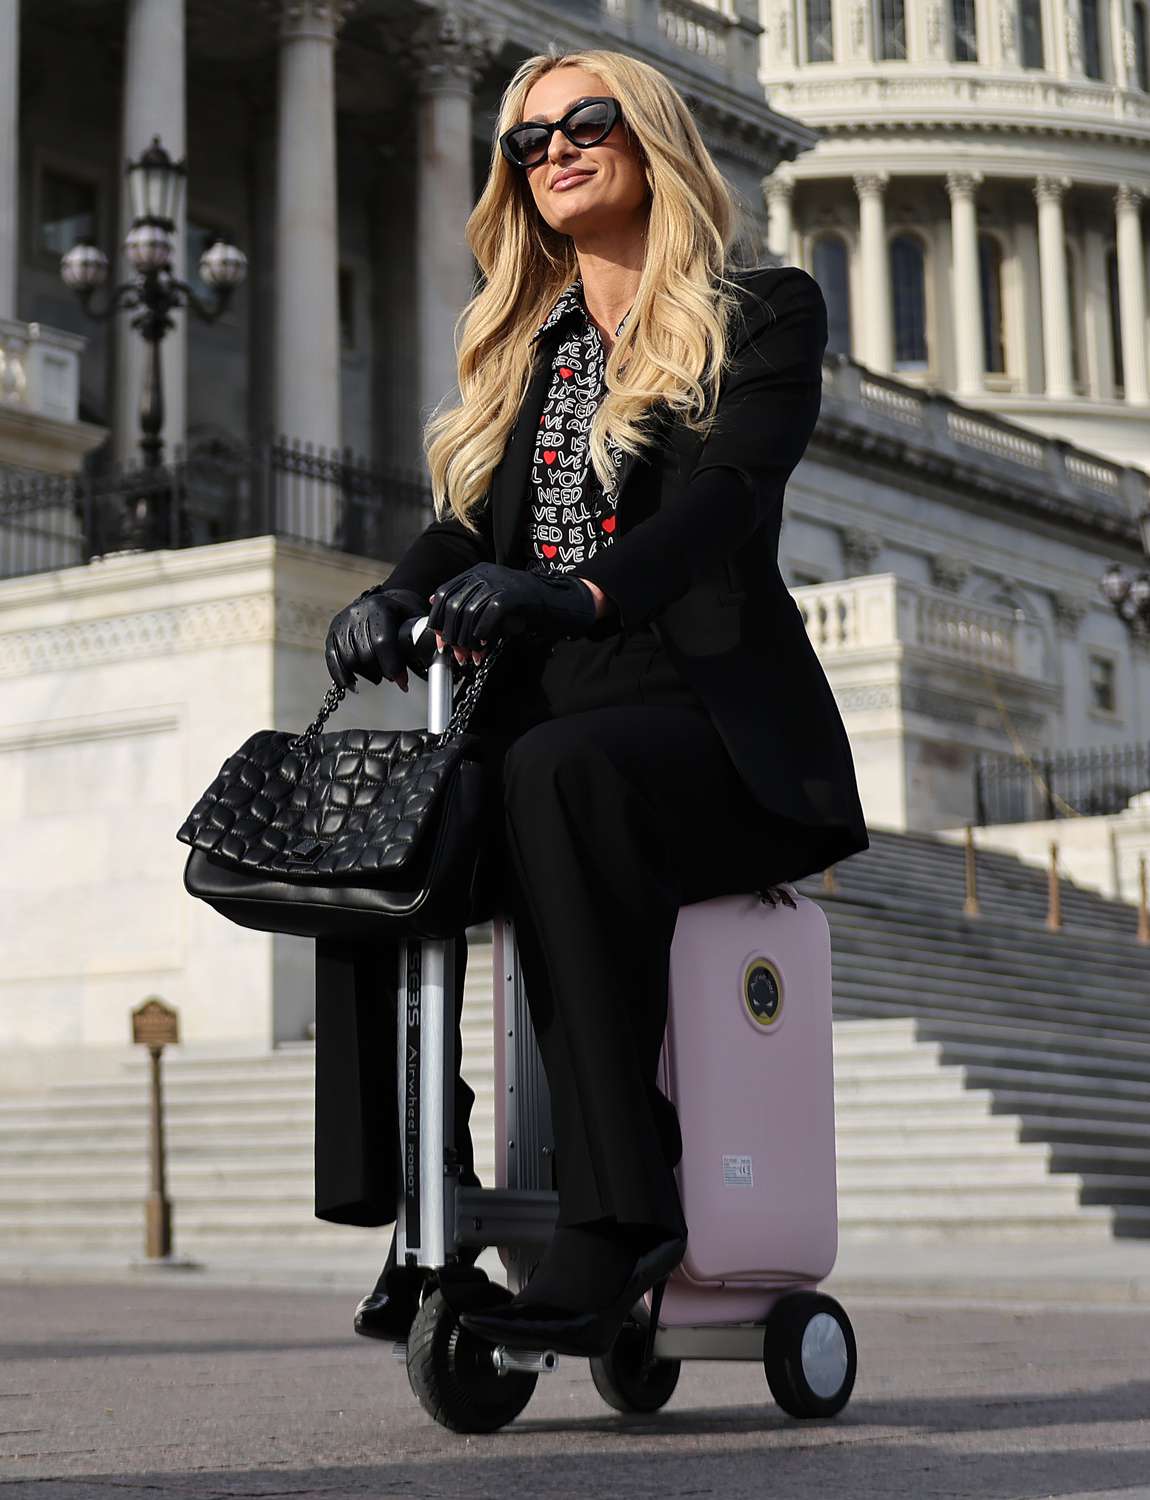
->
[354,1229,482,1342]
[458,1233,686,1358]
[354,1265,425,1342]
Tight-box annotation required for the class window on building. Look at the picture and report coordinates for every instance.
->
[1080,0,1103,78]
[1106,246,1124,391]
[790,569,824,588]
[952,0,978,61]
[1134,0,1150,90]
[890,233,928,369]
[1088,653,1117,713]
[978,233,1006,374]
[812,233,852,356]
[806,0,834,62]
[1065,242,1082,387]
[1019,0,1045,68]
[38,168,98,260]
[338,266,356,350]
[876,0,907,60]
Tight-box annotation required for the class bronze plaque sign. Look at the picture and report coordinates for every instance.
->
[131,997,180,1048]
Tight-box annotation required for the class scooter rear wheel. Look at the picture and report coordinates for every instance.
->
[406,1286,537,1433]
[589,1321,681,1414]
[762,1291,856,1419]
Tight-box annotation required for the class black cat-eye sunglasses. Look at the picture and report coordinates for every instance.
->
[499,96,623,169]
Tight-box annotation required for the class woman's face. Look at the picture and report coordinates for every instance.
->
[518,68,650,241]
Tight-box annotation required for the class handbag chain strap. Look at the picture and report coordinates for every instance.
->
[289,634,508,754]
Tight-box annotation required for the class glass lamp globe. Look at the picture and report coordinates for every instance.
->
[125,221,174,272]
[1101,563,1130,604]
[1130,572,1150,614]
[127,136,186,226]
[198,239,248,289]
[60,238,109,291]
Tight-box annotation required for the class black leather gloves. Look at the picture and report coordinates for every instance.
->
[324,586,425,690]
[428,562,602,651]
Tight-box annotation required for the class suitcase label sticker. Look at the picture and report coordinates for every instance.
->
[723,1153,754,1188]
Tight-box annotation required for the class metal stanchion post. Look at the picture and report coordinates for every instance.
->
[963,825,980,917]
[1137,855,1149,947]
[1045,842,1063,933]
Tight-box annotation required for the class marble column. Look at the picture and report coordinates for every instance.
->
[946,170,984,397]
[1114,182,1150,403]
[764,174,795,264]
[270,0,356,458]
[115,0,186,467]
[397,4,504,439]
[853,170,893,373]
[1060,0,1087,74]
[1033,174,1075,400]
[0,0,19,321]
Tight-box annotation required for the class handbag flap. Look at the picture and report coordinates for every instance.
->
[176,726,472,881]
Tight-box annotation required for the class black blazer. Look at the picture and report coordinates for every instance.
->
[381,265,868,872]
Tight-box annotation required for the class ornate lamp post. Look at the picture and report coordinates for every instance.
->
[1100,507,1150,633]
[59,137,247,547]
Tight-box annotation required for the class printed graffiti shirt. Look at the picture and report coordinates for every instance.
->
[525,277,630,577]
[519,277,707,716]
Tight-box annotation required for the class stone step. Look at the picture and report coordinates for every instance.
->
[832,980,1150,1047]
[833,1000,1150,1065]
[824,906,1150,972]
[834,954,1150,1013]
[832,937,1150,1000]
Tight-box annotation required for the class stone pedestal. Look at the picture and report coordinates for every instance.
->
[0,537,426,1056]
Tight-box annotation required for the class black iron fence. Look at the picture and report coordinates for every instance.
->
[0,436,433,580]
[974,740,1150,825]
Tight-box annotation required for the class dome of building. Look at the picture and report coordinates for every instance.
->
[760,0,1150,472]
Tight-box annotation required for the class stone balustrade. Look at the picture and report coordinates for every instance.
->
[793,572,1030,678]
[821,357,1150,530]
[0,319,87,425]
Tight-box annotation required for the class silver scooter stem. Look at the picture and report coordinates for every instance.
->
[394,615,457,1271]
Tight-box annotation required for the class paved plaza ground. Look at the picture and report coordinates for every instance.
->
[1,1272,1148,1500]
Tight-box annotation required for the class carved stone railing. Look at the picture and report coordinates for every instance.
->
[793,573,1032,678]
[821,357,1150,533]
[0,319,87,425]
[606,0,761,89]
[763,69,1150,135]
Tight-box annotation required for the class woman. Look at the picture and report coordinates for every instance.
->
[323,47,868,1358]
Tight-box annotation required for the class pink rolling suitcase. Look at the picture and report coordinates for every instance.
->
[656,887,838,1325]
[490,883,855,1420]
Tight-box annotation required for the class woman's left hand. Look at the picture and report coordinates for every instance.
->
[427,562,600,655]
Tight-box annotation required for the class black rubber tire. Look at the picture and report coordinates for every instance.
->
[405,1287,537,1433]
[589,1321,681,1414]
[762,1292,857,1419]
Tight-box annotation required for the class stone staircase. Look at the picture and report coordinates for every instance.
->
[0,827,1147,1252]
[793,828,1150,1240]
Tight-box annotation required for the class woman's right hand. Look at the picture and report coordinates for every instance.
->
[324,586,425,692]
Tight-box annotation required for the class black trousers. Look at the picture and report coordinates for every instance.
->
[314,624,823,1237]
[489,626,823,1234]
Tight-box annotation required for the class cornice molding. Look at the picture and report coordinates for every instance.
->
[0,593,335,679]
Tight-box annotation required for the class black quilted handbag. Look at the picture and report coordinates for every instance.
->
[176,638,507,942]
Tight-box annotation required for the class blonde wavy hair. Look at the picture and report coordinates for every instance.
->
[424,47,752,536]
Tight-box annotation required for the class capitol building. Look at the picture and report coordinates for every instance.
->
[0,0,1147,1060]
[761,0,1150,471]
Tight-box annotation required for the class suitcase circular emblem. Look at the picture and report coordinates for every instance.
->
[743,957,782,1027]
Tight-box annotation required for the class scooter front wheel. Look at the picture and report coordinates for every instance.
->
[406,1286,537,1433]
